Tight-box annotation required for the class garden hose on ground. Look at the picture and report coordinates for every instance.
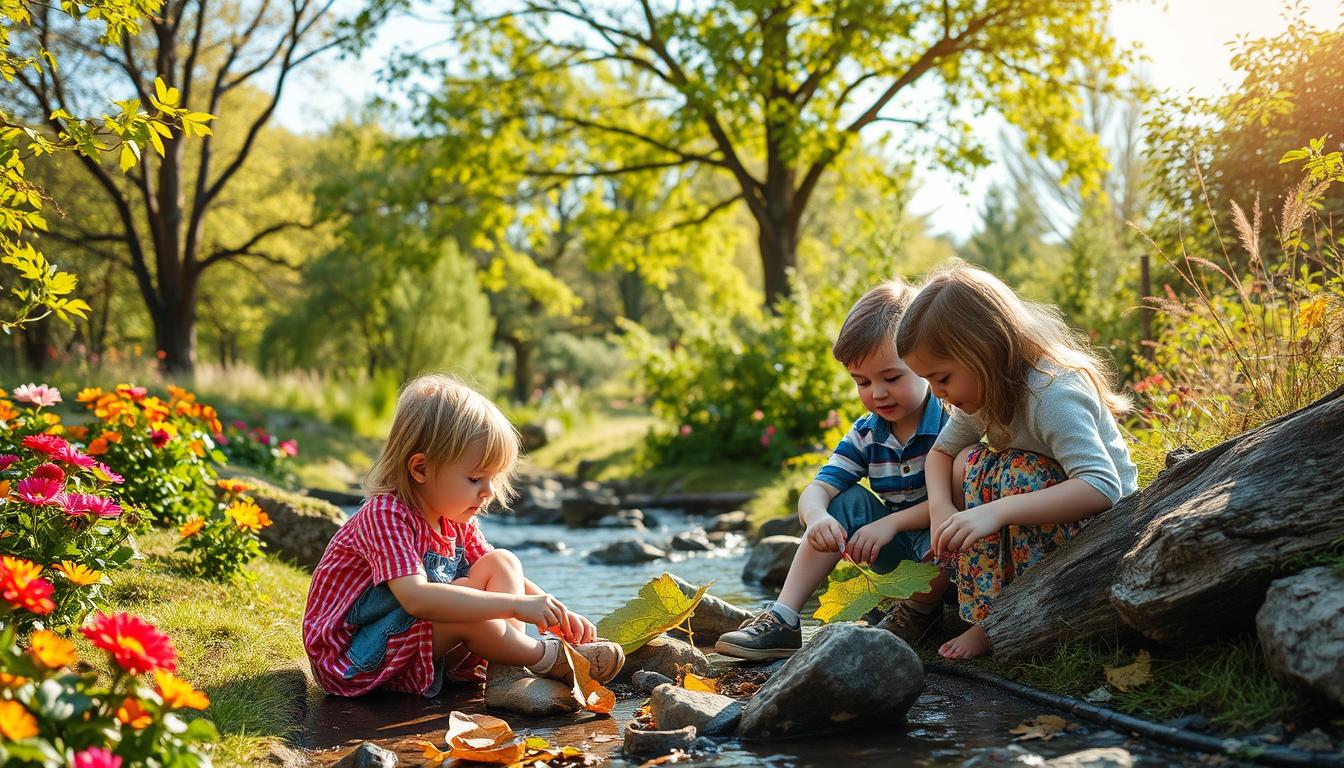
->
[924,662,1344,768]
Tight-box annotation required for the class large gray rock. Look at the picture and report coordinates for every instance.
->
[668,532,713,551]
[586,539,666,565]
[738,623,922,739]
[649,683,741,734]
[1255,566,1344,707]
[614,635,710,684]
[742,536,800,587]
[229,476,343,569]
[623,723,696,757]
[665,573,753,646]
[333,742,397,768]
[755,516,802,541]
[561,483,621,527]
[707,510,751,533]
[483,664,579,716]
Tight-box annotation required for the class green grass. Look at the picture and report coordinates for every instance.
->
[85,530,313,767]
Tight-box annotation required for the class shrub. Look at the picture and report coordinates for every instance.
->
[215,420,297,486]
[175,481,272,582]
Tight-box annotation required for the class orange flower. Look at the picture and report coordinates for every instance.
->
[29,630,78,669]
[0,400,18,422]
[0,556,55,615]
[0,672,29,688]
[179,517,205,538]
[0,480,10,499]
[76,387,104,403]
[66,425,90,440]
[81,612,177,674]
[0,700,38,740]
[87,438,109,456]
[154,670,210,710]
[226,500,271,532]
[115,697,153,729]
[53,560,102,587]
[167,385,195,404]
[189,439,206,457]
[216,478,253,494]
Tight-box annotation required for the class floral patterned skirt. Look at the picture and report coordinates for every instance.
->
[954,445,1081,623]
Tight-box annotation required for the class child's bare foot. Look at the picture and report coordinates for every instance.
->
[938,624,991,659]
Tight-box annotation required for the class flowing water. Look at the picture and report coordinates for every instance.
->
[299,509,1211,766]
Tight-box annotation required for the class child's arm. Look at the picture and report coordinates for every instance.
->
[387,574,563,627]
[523,577,598,644]
[846,499,929,564]
[936,478,1109,553]
[797,480,846,552]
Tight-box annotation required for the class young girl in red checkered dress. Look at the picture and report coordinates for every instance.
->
[303,374,624,699]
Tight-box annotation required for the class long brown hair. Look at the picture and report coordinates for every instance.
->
[896,263,1130,445]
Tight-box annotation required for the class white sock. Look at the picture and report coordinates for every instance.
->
[527,637,560,675]
[769,602,801,628]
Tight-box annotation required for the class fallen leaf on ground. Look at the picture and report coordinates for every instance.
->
[1104,650,1153,692]
[562,639,616,714]
[596,574,712,653]
[436,711,528,764]
[589,733,617,743]
[814,558,941,623]
[682,673,718,693]
[1010,714,1070,742]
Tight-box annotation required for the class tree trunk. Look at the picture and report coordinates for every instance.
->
[154,274,199,377]
[509,337,535,403]
[20,316,51,371]
[982,383,1344,660]
[619,265,645,324]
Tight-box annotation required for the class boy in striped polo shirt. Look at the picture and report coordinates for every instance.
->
[716,280,952,659]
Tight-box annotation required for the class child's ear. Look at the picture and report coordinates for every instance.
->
[407,453,428,484]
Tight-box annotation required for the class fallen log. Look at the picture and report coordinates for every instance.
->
[983,383,1344,660]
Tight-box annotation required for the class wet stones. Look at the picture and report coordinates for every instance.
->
[738,623,922,739]
[754,515,802,540]
[664,573,753,646]
[742,535,800,587]
[649,683,742,734]
[332,742,398,768]
[483,664,580,716]
[623,723,697,757]
[1256,566,1344,707]
[596,509,646,529]
[706,510,751,533]
[585,539,666,565]
[560,483,621,527]
[614,635,710,685]
[668,531,713,551]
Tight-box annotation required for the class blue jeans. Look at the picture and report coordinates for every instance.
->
[827,485,931,573]
[342,549,471,695]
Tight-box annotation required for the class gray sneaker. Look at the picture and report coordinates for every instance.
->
[874,601,943,646]
[714,610,801,660]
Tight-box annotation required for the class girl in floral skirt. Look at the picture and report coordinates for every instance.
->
[897,264,1138,659]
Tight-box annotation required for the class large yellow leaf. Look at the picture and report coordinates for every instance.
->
[595,573,712,653]
[814,559,941,623]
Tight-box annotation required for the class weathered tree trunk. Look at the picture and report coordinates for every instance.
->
[508,337,535,403]
[983,383,1344,660]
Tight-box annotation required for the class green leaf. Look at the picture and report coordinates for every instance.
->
[814,559,941,624]
[595,573,712,653]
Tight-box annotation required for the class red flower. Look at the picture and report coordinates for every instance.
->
[55,443,97,468]
[0,453,18,471]
[81,612,177,674]
[16,475,64,506]
[0,556,56,615]
[150,428,171,448]
[72,747,122,768]
[21,433,69,459]
[31,462,65,484]
[63,493,122,518]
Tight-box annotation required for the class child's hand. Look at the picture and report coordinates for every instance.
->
[805,516,847,553]
[551,609,597,645]
[513,593,566,629]
[846,517,897,565]
[934,507,1001,553]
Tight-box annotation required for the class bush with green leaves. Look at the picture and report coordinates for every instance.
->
[175,481,272,583]
[215,419,297,486]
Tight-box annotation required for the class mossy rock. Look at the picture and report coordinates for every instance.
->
[217,473,344,569]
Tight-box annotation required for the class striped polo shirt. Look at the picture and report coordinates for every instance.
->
[815,394,949,511]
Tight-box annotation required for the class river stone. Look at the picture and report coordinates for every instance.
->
[226,476,343,569]
[623,723,697,756]
[614,635,710,684]
[707,510,751,533]
[755,516,802,540]
[586,539,666,565]
[597,509,646,529]
[669,532,713,551]
[561,484,621,527]
[742,536,800,587]
[738,623,922,739]
[483,664,579,716]
[960,745,1046,767]
[649,684,741,733]
[706,531,733,547]
[510,539,567,552]
[664,574,754,646]
[505,482,563,524]
[518,418,564,451]
[1255,566,1344,706]
[333,742,398,768]
[1046,748,1133,768]
[631,670,675,693]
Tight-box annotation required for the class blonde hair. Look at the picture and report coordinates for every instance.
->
[896,263,1131,445]
[833,280,919,366]
[364,374,520,511]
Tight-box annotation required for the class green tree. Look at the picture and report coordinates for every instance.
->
[438,0,1124,310]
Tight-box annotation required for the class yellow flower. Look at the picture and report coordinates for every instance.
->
[115,697,153,730]
[154,670,210,710]
[179,517,205,538]
[1298,296,1328,330]
[226,500,272,532]
[53,560,102,587]
[76,387,104,403]
[0,700,38,740]
[0,672,29,689]
[189,439,206,457]
[28,630,78,669]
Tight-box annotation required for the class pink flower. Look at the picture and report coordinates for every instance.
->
[765,425,777,436]
[216,434,230,445]
[679,425,692,436]
[279,439,298,457]
[72,746,122,768]
[16,476,64,506]
[0,454,18,471]
[94,463,125,485]
[11,383,62,408]
[32,463,65,484]
[751,409,765,421]
[55,444,97,469]
[63,493,122,518]
[760,434,771,447]
[21,433,70,459]
[125,386,147,402]
[231,420,248,430]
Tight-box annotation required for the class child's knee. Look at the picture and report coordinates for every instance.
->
[476,548,522,574]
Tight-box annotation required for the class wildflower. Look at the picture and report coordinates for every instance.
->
[66,425,90,440]
[149,421,176,448]
[53,560,102,586]
[0,401,16,422]
[16,475,64,506]
[54,443,97,469]
[0,480,8,498]
[72,746,123,768]
[0,700,38,741]
[680,425,692,436]
[1298,296,1328,330]
[116,384,148,402]
[94,463,125,485]
[76,387,104,403]
[226,500,272,532]
[167,384,195,403]
[115,697,153,729]
[217,478,253,494]
[81,612,176,674]
[752,409,765,421]
[0,556,55,615]
[11,383,62,408]
[21,433,69,459]
[179,517,205,538]
[760,433,771,447]
[87,437,110,456]
[155,670,210,710]
[189,439,206,457]
[279,439,299,457]
[0,672,29,688]
[28,630,78,669]
[68,494,121,518]
[0,454,17,471]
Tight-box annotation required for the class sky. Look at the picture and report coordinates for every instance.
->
[274,0,1344,242]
